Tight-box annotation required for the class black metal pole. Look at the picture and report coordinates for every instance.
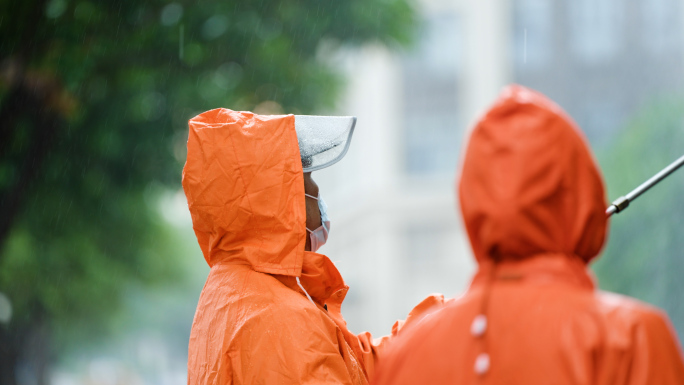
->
[606,154,684,217]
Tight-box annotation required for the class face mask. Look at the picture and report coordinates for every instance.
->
[305,192,330,252]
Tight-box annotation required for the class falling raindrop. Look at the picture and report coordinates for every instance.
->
[179,24,185,60]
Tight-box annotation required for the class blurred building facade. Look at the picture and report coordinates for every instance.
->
[315,0,511,336]
[512,0,684,146]
[316,0,684,336]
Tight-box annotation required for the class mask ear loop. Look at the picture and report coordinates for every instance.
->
[300,193,323,304]
[296,276,315,304]
[305,193,321,233]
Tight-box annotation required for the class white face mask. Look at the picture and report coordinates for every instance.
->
[305,192,330,252]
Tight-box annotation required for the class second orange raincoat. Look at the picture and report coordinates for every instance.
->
[183,109,442,384]
[371,85,684,385]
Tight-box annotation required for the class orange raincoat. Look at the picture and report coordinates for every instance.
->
[371,85,684,385]
[183,109,442,384]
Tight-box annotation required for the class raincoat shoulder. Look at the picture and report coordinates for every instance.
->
[198,265,359,385]
[595,291,684,384]
[372,287,684,385]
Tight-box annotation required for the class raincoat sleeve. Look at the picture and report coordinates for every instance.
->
[626,308,684,384]
[355,294,446,377]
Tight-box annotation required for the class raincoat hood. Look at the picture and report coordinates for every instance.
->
[459,85,607,264]
[182,108,306,275]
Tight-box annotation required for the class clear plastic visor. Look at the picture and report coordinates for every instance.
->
[294,115,356,172]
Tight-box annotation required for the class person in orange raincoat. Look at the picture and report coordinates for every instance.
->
[371,85,684,385]
[182,109,443,384]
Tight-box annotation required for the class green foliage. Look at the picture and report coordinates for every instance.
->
[0,0,417,357]
[594,97,684,339]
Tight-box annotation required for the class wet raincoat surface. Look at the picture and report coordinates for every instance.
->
[371,85,684,385]
[183,109,442,385]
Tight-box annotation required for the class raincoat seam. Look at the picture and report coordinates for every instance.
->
[285,114,305,276]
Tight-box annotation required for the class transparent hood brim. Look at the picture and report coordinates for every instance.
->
[294,115,356,172]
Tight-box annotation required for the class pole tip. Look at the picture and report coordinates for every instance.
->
[606,196,629,217]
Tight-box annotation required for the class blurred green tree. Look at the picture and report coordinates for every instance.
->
[0,0,417,383]
[594,97,684,341]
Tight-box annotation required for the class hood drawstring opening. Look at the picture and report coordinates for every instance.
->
[296,276,315,305]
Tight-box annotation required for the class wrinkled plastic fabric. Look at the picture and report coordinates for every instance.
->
[182,109,443,385]
[295,115,356,172]
[371,85,684,385]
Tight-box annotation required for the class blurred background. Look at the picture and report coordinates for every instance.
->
[1,0,684,384]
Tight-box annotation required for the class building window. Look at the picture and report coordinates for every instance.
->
[402,14,462,175]
[568,0,623,64]
[642,0,682,54]
[513,0,553,71]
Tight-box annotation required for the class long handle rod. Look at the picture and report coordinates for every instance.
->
[606,154,684,216]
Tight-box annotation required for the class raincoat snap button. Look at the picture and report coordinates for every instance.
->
[471,314,487,337]
[474,353,490,375]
